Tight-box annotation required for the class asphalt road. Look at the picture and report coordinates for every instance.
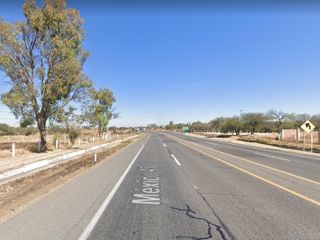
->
[0,132,319,239]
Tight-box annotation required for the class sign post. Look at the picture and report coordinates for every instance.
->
[300,120,315,153]
[311,129,314,153]
[303,131,305,151]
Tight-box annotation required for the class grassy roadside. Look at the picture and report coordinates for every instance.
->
[0,138,138,222]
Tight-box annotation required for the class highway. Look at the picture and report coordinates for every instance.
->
[0,132,319,239]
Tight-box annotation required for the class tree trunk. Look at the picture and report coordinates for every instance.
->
[36,116,47,152]
[98,122,103,139]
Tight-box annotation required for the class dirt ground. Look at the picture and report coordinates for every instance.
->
[0,134,137,173]
[187,132,320,153]
[239,135,320,153]
[0,129,132,159]
[0,139,135,222]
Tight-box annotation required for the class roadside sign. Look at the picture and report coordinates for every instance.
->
[182,127,189,133]
[300,120,315,133]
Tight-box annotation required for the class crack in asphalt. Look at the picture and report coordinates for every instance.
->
[195,189,236,240]
[171,204,228,240]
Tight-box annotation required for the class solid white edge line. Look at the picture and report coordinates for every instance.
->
[171,154,181,166]
[78,135,150,240]
[205,141,218,145]
[254,152,291,162]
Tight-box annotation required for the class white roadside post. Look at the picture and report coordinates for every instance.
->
[78,138,81,146]
[55,139,59,149]
[303,131,306,151]
[12,143,15,157]
[93,153,97,163]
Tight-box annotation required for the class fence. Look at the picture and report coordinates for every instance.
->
[0,132,122,157]
[280,128,319,143]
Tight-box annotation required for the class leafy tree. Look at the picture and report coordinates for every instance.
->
[242,113,266,134]
[267,109,289,133]
[0,124,16,135]
[84,87,117,138]
[190,121,211,132]
[294,113,311,127]
[310,115,320,129]
[221,117,243,135]
[55,106,82,144]
[0,0,91,151]
[209,117,225,132]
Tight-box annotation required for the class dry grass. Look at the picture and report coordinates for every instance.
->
[0,133,134,160]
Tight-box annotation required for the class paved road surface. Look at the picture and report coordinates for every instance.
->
[0,132,319,240]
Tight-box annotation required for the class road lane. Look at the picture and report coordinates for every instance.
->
[88,133,231,240]
[1,132,319,240]
[161,133,320,239]
[87,132,319,239]
[0,136,148,240]
[165,133,320,205]
[168,132,320,182]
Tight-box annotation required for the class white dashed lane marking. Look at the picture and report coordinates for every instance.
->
[171,154,182,167]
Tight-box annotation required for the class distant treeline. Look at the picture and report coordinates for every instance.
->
[165,110,320,135]
[0,124,38,136]
[0,123,139,137]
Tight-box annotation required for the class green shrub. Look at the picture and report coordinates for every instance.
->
[52,133,61,145]
[68,128,81,145]
[0,124,16,135]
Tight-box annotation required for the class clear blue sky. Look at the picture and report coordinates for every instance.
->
[1,1,320,127]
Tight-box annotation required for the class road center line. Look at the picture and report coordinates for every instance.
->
[171,154,182,166]
[163,143,167,147]
[254,152,291,162]
[78,135,150,240]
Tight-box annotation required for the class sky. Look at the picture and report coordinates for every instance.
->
[1,1,320,127]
